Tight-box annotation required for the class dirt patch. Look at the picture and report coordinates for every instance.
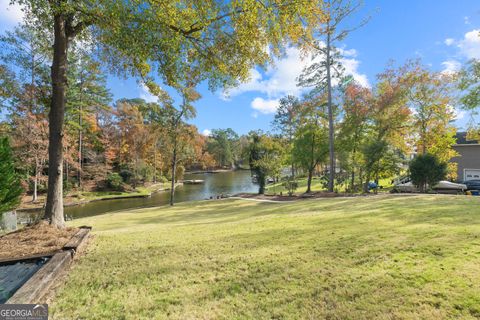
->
[0,221,78,260]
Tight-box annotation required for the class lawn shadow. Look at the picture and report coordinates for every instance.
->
[126,199,289,227]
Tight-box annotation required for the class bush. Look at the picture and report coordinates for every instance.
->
[409,153,447,193]
[282,177,298,196]
[175,165,185,182]
[158,175,168,183]
[63,179,73,193]
[106,173,124,191]
[119,169,133,183]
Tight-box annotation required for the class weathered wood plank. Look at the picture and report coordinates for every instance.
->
[0,252,57,266]
[6,251,73,304]
[62,228,90,252]
[4,227,91,304]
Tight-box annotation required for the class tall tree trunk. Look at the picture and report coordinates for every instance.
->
[31,57,38,202]
[363,172,370,193]
[65,155,69,189]
[350,147,356,193]
[153,147,157,183]
[33,160,38,202]
[44,14,68,228]
[258,173,265,195]
[78,96,83,189]
[307,168,313,193]
[307,129,316,193]
[326,28,335,192]
[170,144,177,206]
[350,170,355,193]
[31,54,35,112]
[359,168,363,192]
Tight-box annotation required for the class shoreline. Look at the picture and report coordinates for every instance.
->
[17,182,182,212]
[186,167,249,174]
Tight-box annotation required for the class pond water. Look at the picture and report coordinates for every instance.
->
[58,170,257,219]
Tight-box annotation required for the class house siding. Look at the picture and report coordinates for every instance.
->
[451,144,480,181]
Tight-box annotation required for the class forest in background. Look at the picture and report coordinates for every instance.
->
[1,4,479,211]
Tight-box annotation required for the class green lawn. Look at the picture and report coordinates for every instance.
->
[265,177,394,194]
[78,182,172,201]
[52,195,480,319]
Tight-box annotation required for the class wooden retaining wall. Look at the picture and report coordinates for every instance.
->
[6,226,91,304]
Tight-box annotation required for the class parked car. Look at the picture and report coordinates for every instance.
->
[462,179,480,191]
[393,177,467,194]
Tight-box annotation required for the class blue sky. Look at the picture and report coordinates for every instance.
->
[1,0,479,135]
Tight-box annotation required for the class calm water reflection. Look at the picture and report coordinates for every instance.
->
[61,170,257,218]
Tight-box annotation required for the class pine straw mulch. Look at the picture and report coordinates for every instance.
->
[0,221,78,261]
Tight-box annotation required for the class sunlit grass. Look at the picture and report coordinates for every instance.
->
[52,195,480,319]
[265,176,394,194]
[79,182,171,201]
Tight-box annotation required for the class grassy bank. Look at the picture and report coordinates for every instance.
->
[52,195,480,319]
[18,182,175,210]
[265,177,394,195]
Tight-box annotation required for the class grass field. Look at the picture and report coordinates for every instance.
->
[19,182,173,210]
[265,177,394,195]
[52,195,480,319]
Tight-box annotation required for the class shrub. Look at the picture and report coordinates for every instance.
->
[119,169,133,183]
[175,165,185,182]
[158,175,168,183]
[409,153,447,193]
[138,163,154,183]
[106,173,124,191]
[282,178,298,196]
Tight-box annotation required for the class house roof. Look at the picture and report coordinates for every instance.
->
[455,132,479,145]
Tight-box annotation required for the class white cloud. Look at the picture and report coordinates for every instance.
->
[139,83,158,103]
[223,45,369,115]
[441,60,461,75]
[250,97,279,114]
[444,38,455,46]
[447,105,466,121]
[455,109,466,120]
[339,55,370,88]
[220,44,369,116]
[201,129,211,136]
[458,29,480,59]
[464,16,471,25]
[0,0,24,26]
[341,48,357,57]
[224,46,308,99]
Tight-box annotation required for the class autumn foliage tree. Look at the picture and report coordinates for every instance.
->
[292,93,329,193]
[404,61,457,176]
[458,59,480,143]
[11,0,328,227]
[272,95,301,178]
[248,132,284,195]
[337,83,372,191]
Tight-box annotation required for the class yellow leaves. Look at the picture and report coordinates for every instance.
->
[135,60,151,78]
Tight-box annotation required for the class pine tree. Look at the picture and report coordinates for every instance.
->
[0,137,23,213]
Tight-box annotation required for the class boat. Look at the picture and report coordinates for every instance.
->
[182,179,205,185]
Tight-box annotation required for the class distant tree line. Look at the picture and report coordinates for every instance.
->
[246,58,470,194]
